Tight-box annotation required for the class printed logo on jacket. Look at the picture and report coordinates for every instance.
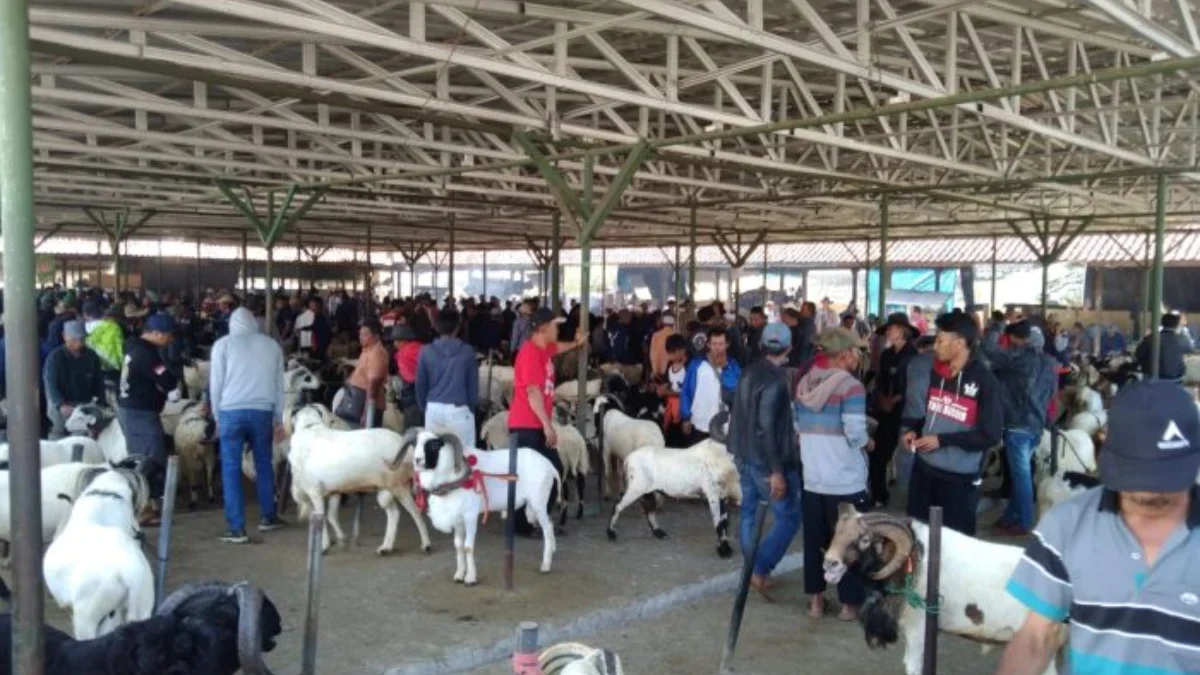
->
[927,385,978,426]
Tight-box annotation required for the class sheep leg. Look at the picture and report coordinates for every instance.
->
[452,521,467,584]
[533,501,556,574]
[902,612,926,675]
[558,472,571,528]
[706,485,733,559]
[321,494,341,552]
[203,449,217,505]
[641,493,668,539]
[393,488,432,553]
[376,491,399,556]
[606,487,647,541]
[462,512,479,586]
[575,471,586,520]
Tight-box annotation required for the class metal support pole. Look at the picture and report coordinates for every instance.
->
[601,247,607,312]
[721,500,769,671]
[801,269,809,302]
[301,513,325,675]
[1,0,46,668]
[577,240,592,443]
[922,506,944,675]
[674,243,684,304]
[482,249,489,299]
[762,243,769,306]
[688,200,698,310]
[366,224,373,314]
[1040,258,1050,317]
[851,268,859,309]
[154,456,180,608]
[551,213,562,313]
[196,240,202,300]
[504,431,518,591]
[448,217,456,301]
[1150,174,1168,379]
[265,245,276,338]
[241,230,249,296]
[96,240,103,289]
[879,197,889,320]
[157,236,164,297]
[990,236,998,313]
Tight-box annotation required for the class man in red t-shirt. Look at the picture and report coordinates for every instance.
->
[508,307,586,536]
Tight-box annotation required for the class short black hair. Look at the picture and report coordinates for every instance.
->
[697,306,715,323]
[360,318,383,338]
[783,307,802,321]
[750,306,765,316]
[935,312,978,345]
[437,309,460,336]
[707,326,728,342]
[1162,313,1182,330]
[991,310,1004,322]
[665,334,688,353]
[1004,321,1032,340]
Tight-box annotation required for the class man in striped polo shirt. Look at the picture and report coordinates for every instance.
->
[996,380,1200,675]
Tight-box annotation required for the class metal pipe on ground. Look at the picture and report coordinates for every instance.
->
[922,506,944,675]
[504,431,518,591]
[154,456,180,609]
[719,500,769,673]
[301,512,325,675]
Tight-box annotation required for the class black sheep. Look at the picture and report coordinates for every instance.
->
[0,581,281,675]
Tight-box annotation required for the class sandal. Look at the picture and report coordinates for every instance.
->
[750,575,775,603]
[808,596,826,618]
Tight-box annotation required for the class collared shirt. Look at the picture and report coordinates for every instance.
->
[1006,487,1200,675]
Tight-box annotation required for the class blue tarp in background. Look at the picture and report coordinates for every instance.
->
[866,268,958,315]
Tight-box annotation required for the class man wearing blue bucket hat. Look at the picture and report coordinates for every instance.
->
[997,380,1200,675]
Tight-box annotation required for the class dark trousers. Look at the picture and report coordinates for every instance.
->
[870,409,902,505]
[802,490,869,605]
[906,457,978,536]
[510,428,563,536]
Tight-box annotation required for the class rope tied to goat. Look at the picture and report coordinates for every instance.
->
[413,455,518,524]
[885,555,942,615]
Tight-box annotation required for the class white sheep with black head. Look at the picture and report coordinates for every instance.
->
[823,506,1065,675]
[592,394,665,500]
[410,429,560,586]
[43,463,154,640]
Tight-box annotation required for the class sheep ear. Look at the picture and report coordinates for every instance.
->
[439,433,465,472]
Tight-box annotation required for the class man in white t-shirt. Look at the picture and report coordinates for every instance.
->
[680,326,742,443]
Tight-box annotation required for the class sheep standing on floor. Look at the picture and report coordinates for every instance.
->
[288,406,431,555]
[44,465,154,639]
[0,581,283,675]
[480,410,590,521]
[1035,428,1097,519]
[174,405,217,508]
[0,436,104,467]
[64,404,129,464]
[605,416,740,558]
[0,462,119,564]
[593,395,665,499]
[824,506,1065,675]
[540,643,625,675]
[410,430,560,586]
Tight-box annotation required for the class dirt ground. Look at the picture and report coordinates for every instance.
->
[23,480,1010,675]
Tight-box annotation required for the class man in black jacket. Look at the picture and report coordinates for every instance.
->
[871,313,918,507]
[43,321,106,439]
[1135,313,1191,382]
[727,322,801,599]
[118,314,179,470]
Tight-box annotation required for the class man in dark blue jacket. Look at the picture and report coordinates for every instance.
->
[417,309,480,448]
[980,320,1056,535]
[43,321,106,438]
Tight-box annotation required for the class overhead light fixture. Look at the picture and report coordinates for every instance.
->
[887,92,911,104]
[1150,51,1169,62]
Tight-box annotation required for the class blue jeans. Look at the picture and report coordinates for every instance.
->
[737,461,803,578]
[1001,429,1039,530]
[218,409,276,532]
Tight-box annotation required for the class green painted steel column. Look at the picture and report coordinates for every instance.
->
[601,246,607,312]
[241,230,249,295]
[1040,258,1050,317]
[265,245,276,338]
[447,217,455,302]
[551,212,562,313]
[1150,174,1168,379]
[990,236,998,313]
[761,242,769,306]
[674,243,684,304]
[576,156,595,442]
[878,196,889,320]
[482,249,489,299]
[688,200,697,312]
[1,0,47,670]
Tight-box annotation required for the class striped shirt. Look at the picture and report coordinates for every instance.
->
[1006,487,1200,675]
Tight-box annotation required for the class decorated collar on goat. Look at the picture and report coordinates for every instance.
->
[413,455,517,520]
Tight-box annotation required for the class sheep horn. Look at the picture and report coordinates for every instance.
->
[155,581,231,616]
[387,427,423,470]
[439,432,466,474]
[235,583,277,675]
[868,519,916,581]
[708,410,730,444]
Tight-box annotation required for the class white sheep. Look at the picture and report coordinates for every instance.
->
[1035,428,1098,519]
[241,365,323,483]
[593,395,665,500]
[478,362,514,413]
[288,406,431,555]
[182,360,210,399]
[173,405,216,509]
[540,643,625,675]
[479,410,591,521]
[605,437,741,558]
[411,430,560,586]
[554,379,601,405]
[0,436,104,467]
[64,404,128,463]
[43,465,154,640]
[0,463,106,563]
[824,508,1065,675]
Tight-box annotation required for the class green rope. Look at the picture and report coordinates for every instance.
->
[887,573,941,615]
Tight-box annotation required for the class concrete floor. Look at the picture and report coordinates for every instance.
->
[25,480,1011,675]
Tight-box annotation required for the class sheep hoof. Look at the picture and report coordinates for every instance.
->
[606,528,618,541]
[422,545,433,554]
[539,566,551,574]
[464,580,478,587]
[652,529,669,540]
[717,541,734,559]
[376,548,393,557]
[576,505,584,520]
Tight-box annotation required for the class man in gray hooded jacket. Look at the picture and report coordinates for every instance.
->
[210,306,286,543]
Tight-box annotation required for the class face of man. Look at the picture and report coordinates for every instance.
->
[782,313,798,328]
[833,348,860,372]
[1123,490,1188,512]
[886,324,906,346]
[65,336,84,353]
[750,313,766,329]
[535,321,557,343]
[933,330,964,363]
[359,326,377,346]
[708,334,728,361]
[145,331,174,348]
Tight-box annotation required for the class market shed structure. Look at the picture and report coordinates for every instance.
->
[5,1,1200,672]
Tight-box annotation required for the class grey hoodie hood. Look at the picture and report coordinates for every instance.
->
[229,307,259,336]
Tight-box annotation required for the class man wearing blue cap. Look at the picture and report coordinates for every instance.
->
[997,380,1200,675]
[726,322,801,598]
[118,313,179,512]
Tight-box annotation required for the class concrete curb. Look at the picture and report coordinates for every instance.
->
[383,551,804,675]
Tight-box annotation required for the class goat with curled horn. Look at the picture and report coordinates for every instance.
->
[822,504,1066,675]
[0,581,282,675]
